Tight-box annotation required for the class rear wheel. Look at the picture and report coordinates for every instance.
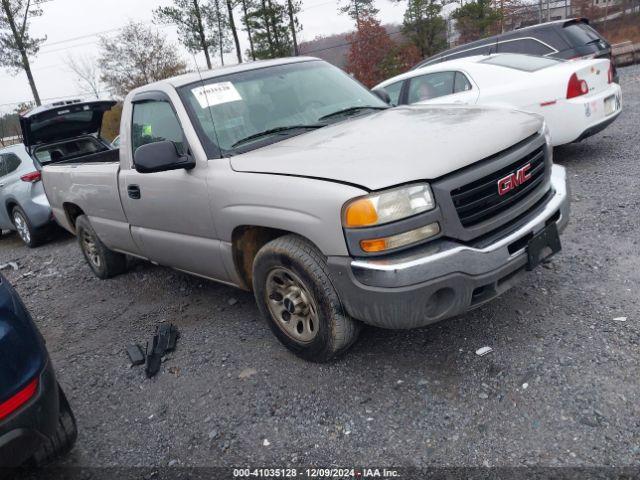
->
[76,215,127,279]
[12,206,41,248]
[252,234,361,362]
[31,385,77,466]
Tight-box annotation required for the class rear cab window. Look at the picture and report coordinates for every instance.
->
[480,54,562,72]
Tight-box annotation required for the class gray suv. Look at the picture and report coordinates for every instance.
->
[0,144,53,247]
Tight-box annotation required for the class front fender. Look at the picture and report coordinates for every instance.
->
[213,171,368,257]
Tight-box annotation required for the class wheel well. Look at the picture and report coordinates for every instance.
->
[5,200,18,219]
[232,226,289,290]
[62,203,85,231]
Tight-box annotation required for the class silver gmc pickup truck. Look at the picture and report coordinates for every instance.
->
[34,57,569,362]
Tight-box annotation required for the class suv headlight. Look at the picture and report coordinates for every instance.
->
[343,184,435,228]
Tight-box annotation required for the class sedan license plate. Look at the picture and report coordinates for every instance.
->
[527,223,561,271]
[604,95,617,116]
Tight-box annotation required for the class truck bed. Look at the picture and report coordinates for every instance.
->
[41,160,132,252]
[51,148,119,165]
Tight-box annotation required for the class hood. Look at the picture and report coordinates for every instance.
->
[20,100,116,148]
[230,105,542,191]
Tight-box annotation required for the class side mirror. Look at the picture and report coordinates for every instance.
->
[134,140,195,174]
[372,88,391,105]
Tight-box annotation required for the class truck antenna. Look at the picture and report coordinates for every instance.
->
[191,54,223,153]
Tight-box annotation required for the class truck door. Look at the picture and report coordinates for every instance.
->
[119,92,228,281]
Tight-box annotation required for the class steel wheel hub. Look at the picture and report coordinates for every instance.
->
[81,230,101,268]
[265,267,319,343]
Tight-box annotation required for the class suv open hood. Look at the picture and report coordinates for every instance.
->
[230,105,542,191]
[20,100,116,148]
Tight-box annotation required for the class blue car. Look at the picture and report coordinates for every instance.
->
[0,273,76,467]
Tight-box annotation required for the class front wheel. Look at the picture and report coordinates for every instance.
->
[252,235,361,362]
[75,215,127,279]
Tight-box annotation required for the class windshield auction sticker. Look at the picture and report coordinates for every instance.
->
[192,82,242,108]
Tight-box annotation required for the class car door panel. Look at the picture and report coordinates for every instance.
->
[119,94,227,281]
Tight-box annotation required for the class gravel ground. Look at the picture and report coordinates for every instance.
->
[2,64,639,471]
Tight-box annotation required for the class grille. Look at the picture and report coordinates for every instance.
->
[451,145,546,228]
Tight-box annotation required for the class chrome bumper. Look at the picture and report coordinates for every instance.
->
[327,165,570,329]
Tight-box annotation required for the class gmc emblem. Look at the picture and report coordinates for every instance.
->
[498,163,532,196]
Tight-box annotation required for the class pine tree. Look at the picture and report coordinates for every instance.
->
[245,0,294,58]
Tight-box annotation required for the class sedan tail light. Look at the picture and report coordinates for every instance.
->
[20,171,41,183]
[0,378,38,421]
[566,73,589,99]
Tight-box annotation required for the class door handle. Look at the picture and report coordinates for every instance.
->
[127,184,141,199]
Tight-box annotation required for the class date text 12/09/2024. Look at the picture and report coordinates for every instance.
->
[232,468,400,478]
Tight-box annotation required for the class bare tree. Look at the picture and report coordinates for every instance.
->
[65,54,102,98]
[98,22,187,98]
[0,0,49,106]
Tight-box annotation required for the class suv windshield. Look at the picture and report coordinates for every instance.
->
[180,60,387,155]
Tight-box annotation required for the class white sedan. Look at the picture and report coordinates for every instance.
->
[373,53,622,146]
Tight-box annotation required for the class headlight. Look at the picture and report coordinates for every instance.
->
[343,184,435,228]
[360,222,440,253]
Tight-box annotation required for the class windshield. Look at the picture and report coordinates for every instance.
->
[179,60,387,156]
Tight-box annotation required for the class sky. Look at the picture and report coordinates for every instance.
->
[0,0,407,112]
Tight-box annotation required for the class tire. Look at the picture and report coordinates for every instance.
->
[252,234,361,362]
[75,215,127,279]
[31,385,78,467]
[12,205,41,248]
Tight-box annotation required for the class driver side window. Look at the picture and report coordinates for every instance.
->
[131,101,184,155]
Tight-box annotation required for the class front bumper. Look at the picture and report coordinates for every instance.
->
[0,359,59,468]
[328,165,570,329]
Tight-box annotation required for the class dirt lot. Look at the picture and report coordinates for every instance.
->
[2,64,639,471]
